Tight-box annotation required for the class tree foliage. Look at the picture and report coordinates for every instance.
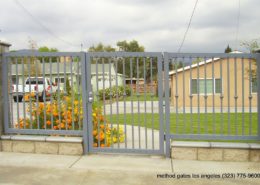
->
[224,45,232,53]
[116,40,145,52]
[38,46,59,63]
[241,40,259,53]
[241,39,259,79]
[88,40,156,81]
[38,46,58,52]
[88,43,116,52]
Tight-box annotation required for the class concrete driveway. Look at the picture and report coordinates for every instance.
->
[0,152,260,185]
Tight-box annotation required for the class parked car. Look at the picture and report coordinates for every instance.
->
[12,77,58,102]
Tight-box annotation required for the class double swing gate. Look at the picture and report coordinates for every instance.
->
[2,51,260,157]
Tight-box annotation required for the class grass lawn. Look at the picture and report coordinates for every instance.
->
[109,113,258,142]
[120,94,159,101]
[95,93,159,102]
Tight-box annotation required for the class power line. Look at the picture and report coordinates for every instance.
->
[13,0,80,48]
[177,0,199,52]
[235,0,241,51]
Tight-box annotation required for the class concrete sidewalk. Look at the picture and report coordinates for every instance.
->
[0,152,260,185]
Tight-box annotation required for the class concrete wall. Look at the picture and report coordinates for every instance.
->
[170,58,257,108]
[171,141,260,162]
[1,135,83,155]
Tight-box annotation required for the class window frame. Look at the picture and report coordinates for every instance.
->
[190,78,223,95]
[55,77,65,84]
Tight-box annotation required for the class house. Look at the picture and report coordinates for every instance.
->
[90,64,124,92]
[10,61,123,92]
[169,54,257,108]
[11,61,80,91]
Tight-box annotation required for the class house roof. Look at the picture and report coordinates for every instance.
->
[11,62,76,75]
[0,41,11,47]
[169,57,220,75]
[11,62,118,76]
[169,51,243,76]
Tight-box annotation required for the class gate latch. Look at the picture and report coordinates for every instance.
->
[88,91,93,103]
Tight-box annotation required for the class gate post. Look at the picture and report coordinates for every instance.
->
[163,53,171,158]
[0,42,11,150]
[256,49,260,141]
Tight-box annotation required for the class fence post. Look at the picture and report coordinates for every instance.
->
[256,49,260,141]
[163,53,171,158]
[0,42,11,150]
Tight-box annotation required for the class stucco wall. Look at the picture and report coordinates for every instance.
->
[170,58,257,108]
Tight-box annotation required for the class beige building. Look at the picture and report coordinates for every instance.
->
[169,57,257,108]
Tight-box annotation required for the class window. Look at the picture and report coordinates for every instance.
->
[25,78,44,85]
[55,77,65,84]
[251,78,257,93]
[191,78,222,94]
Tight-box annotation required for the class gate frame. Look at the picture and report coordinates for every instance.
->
[84,52,165,155]
[2,51,84,136]
[163,52,260,157]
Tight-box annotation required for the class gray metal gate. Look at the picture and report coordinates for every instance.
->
[83,52,165,154]
[2,51,165,155]
[2,50,260,157]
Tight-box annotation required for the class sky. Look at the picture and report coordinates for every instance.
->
[0,0,259,52]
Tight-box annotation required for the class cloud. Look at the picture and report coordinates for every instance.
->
[0,0,259,52]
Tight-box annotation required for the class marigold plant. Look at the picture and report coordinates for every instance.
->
[15,95,125,147]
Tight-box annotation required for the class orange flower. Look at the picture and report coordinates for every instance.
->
[92,130,97,136]
[95,131,105,141]
[60,123,65,129]
[99,115,104,122]
[46,120,51,125]
[93,143,98,147]
[53,126,58,130]
[100,144,105,148]
[39,103,44,109]
[53,112,59,117]
[67,119,72,124]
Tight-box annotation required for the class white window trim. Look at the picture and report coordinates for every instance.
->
[189,78,223,95]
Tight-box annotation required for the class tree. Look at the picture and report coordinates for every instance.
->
[241,40,259,53]
[225,45,232,53]
[116,40,145,52]
[38,46,58,52]
[192,57,203,64]
[88,40,153,81]
[38,46,59,63]
[241,39,259,79]
[23,39,42,76]
[88,43,116,52]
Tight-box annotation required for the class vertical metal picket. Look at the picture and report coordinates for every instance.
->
[86,53,93,153]
[164,53,171,157]
[81,52,89,154]
[256,51,260,140]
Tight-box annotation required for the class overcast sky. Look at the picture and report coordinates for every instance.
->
[0,0,259,52]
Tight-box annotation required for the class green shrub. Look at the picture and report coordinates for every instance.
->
[98,85,131,100]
